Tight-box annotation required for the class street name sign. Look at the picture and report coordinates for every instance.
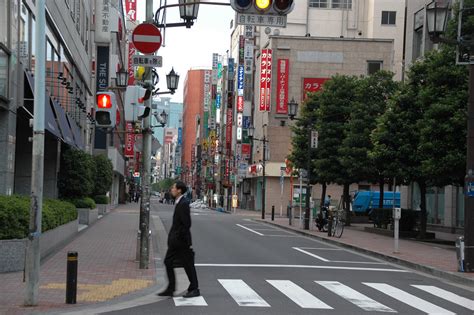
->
[131,55,163,67]
[132,23,162,54]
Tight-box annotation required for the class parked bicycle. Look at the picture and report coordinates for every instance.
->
[331,209,345,238]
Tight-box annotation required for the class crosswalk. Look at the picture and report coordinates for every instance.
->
[172,279,474,313]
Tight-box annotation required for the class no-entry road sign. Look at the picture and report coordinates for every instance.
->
[132,23,162,54]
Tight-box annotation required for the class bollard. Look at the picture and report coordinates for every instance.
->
[327,214,333,237]
[288,205,292,226]
[135,230,141,262]
[66,251,78,304]
[271,206,275,221]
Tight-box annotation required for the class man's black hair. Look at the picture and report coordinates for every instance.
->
[174,181,188,195]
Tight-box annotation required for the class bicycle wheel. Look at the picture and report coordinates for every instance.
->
[333,219,344,238]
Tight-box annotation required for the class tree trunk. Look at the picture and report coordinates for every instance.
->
[320,182,327,216]
[418,181,427,239]
[343,183,351,226]
[379,177,385,209]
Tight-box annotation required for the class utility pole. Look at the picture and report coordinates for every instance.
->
[138,0,154,269]
[25,0,46,306]
[261,135,266,220]
[304,128,311,230]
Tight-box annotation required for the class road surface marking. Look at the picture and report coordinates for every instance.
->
[236,224,264,236]
[298,247,343,250]
[173,296,208,306]
[195,264,408,273]
[364,283,455,315]
[267,280,332,309]
[293,247,330,262]
[411,285,474,311]
[218,279,270,307]
[316,281,395,313]
[330,261,387,265]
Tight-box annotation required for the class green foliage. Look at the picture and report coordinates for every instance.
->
[157,178,175,191]
[93,195,109,204]
[71,197,96,209]
[58,147,95,199]
[0,196,76,240]
[93,154,114,195]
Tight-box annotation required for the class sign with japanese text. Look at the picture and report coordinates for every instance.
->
[203,70,211,112]
[212,53,219,84]
[178,127,182,145]
[237,65,245,95]
[125,0,137,21]
[244,25,254,38]
[131,54,162,67]
[216,93,221,109]
[95,0,111,43]
[128,42,137,85]
[276,59,289,114]
[237,96,244,113]
[302,78,329,101]
[124,122,135,157]
[237,13,287,27]
[259,49,272,112]
[239,35,245,64]
[226,109,233,151]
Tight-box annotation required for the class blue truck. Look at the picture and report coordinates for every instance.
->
[352,191,401,214]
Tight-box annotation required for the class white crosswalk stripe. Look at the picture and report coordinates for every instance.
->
[316,281,396,312]
[267,280,333,309]
[364,282,456,315]
[173,296,208,306]
[218,279,270,307]
[411,285,474,311]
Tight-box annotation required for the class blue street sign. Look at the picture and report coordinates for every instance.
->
[243,116,251,129]
[216,93,221,109]
[467,182,474,197]
[237,65,244,91]
[178,127,182,145]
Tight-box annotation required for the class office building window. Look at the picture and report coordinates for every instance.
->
[332,0,352,9]
[309,0,328,8]
[0,46,9,100]
[413,8,424,60]
[367,61,383,75]
[382,11,397,25]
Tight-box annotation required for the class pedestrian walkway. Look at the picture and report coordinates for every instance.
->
[0,203,156,315]
[170,278,473,314]
[259,217,474,284]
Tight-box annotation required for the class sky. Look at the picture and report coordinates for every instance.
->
[136,0,235,103]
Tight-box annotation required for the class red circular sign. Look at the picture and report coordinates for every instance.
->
[132,23,162,54]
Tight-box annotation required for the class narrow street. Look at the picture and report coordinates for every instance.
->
[106,202,474,315]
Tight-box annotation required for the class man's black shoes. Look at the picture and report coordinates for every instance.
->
[183,289,200,298]
[157,289,174,297]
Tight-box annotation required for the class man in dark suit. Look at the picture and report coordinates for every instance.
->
[158,181,200,298]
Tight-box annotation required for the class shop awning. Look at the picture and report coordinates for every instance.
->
[50,98,76,147]
[65,113,85,150]
[24,71,62,140]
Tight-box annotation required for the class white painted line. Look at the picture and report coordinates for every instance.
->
[133,34,161,43]
[411,285,474,311]
[218,279,270,307]
[195,264,409,273]
[236,224,264,236]
[265,235,302,238]
[330,261,387,265]
[298,247,344,251]
[293,247,330,262]
[173,296,208,306]
[364,283,455,315]
[316,281,395,313]
[267,280,332,309]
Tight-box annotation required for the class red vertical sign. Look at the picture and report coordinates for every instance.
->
[302,78,329,101]
[226,109,233,151]
[259,49,268,112]
[126,0,137,86]
[276,59,289,114]
[125,0,137,21]
[124,122,135,157]
[265,49,272,112]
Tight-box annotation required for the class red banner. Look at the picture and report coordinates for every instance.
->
[237,95,244,112]
[276,59,289,114]
[128,42,137,85]
[302,78,329,101]
[259,49,268,112]
[125,0,137,21]
[226,108,233,151]
[265,49,272,111]
[124,122,135,157]
[241,143,251,155]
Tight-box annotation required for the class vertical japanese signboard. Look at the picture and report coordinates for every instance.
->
[302,78,329,101]
[125,0,137,21]
[203,70,211,112]
[95,0,111,43]
[276,59,289,115]
[259,49,272,112]
[126,0,137,86]
[124,122,135,157]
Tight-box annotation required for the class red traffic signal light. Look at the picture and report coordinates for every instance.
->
[97,93,112,109]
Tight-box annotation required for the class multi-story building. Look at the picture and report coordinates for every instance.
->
[152,97,183,145]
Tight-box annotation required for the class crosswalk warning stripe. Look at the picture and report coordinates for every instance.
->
[267,280,333,309]
[411,285,474,311]
[363,283,456,315]
[218,279,270,307]
[316,281,395,313]
[173,296,208,307]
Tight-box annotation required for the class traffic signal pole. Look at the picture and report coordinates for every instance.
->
[138,0,154,270]
[25,0,46,305]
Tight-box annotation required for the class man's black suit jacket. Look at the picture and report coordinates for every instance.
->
[168,197,192,249]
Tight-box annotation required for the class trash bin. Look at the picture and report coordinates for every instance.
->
[455,236,465,272]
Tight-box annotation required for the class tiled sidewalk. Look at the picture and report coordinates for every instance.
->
[258,217,474,285]
[0,203,156,315]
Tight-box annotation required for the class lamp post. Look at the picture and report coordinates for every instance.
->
[179,0,200,28]
[248,125,268,220]
[426,0,474,272]
[115,68,128,88]
[155,68,180,95]
[288,98,312,230]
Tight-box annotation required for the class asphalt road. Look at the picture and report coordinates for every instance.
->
[105,202,474,315]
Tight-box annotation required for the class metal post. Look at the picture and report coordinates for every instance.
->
[464,64,474,272]
[304,130,311,230]
[299,173,302,228]
[66,252,78,304]
[262,137,266,220]
[25,0,46,306]
[393,177,399,254]
[139,0,154,269]
[271,205,275,221]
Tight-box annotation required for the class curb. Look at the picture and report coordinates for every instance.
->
[258,220,474,287]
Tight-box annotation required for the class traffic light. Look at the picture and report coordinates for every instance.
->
[95,91,117,128]
[124,85,151,122]
[230,0,294,15]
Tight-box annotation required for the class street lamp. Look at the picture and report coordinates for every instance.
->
[166,68,180,94]
[287,98,313,230]
[426,1,450,43]
[115,67,128,88]
[426,1,474,272]
[178,0,199,28]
